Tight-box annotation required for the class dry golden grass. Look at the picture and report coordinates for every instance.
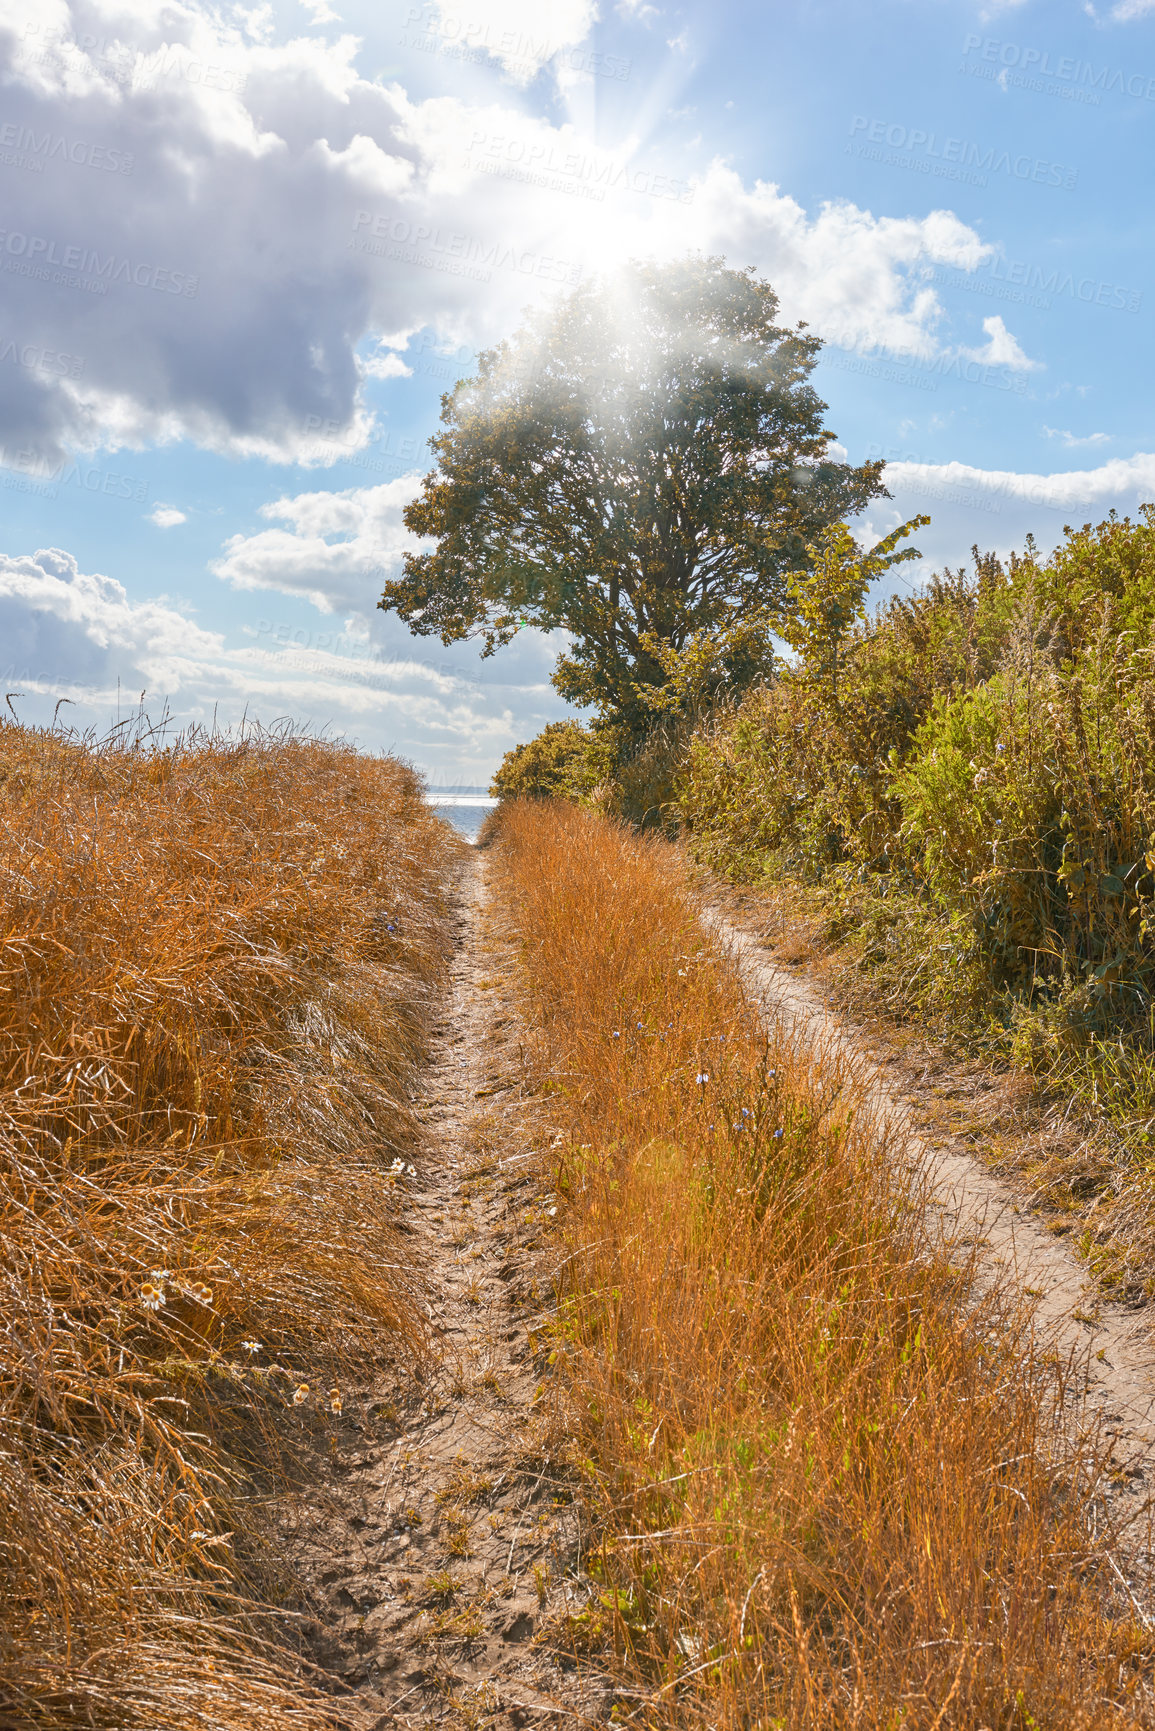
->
[0,721,463,1728]
[490,799,1155,1729]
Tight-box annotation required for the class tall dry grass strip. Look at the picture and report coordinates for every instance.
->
[0,722,462,1728]
[490,799,1155,1729]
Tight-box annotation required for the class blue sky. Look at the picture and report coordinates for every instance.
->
[1,0,1152,782]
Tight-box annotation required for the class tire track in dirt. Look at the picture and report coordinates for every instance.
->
[708,905,1155,1495]
[278,855,608,1729]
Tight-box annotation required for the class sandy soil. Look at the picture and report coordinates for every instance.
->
[270,856,609,1730]
[705,899,1155,1521]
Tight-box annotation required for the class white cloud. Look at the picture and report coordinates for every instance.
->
[148,504,188,527]
[873,451,1155,581]
[1110,0,1155,17]
[887,451,1155,513]
[212,475,424,614]
[0,546,223,695]
[842,453,1155,609]
[959,315,1041,372]
[667,167,992,361]
[427,0,599,81]
[1043,426,1111,449]
[0,0,1005,471]
[0,544,553,775]
[361,346,414,381]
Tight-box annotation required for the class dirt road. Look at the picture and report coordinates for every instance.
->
[277,857,607,1729]
[709,904,1155,1499]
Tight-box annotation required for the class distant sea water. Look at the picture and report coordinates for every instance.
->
[427,785,498,844]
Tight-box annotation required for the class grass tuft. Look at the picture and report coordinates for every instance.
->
[0,720,463,1727]
[492,798,1155,1729]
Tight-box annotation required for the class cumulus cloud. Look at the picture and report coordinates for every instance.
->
[662,167,993,361]
[148,504,187,526]
[887,451,1155,513]
[0,544,551,774]
[959,315,1041,372]
[0,0,1006,470]
[0,545,223,695]
[212,475,423,614]
[361,346,413,381]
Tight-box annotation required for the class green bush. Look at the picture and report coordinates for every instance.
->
[678,556,1017,880]
[489,721,601,801]
[491,717,687,831]
[677,509,1155,1133]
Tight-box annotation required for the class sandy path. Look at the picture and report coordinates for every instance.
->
[281,856,606,1729]
[707,905,1155,1492]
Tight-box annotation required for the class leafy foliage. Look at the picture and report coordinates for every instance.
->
[489,719,602,801]
[778,514,929,704]
[678,508,1155,1132]
[382,256,887,729]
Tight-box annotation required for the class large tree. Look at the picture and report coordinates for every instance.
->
[380,256,891,725]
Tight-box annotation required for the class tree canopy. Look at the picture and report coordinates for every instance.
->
[380,255,892,727]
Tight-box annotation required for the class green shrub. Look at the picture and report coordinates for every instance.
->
[491,717,687,831]
[677,509,1155,1133]
[490,721,601,800]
